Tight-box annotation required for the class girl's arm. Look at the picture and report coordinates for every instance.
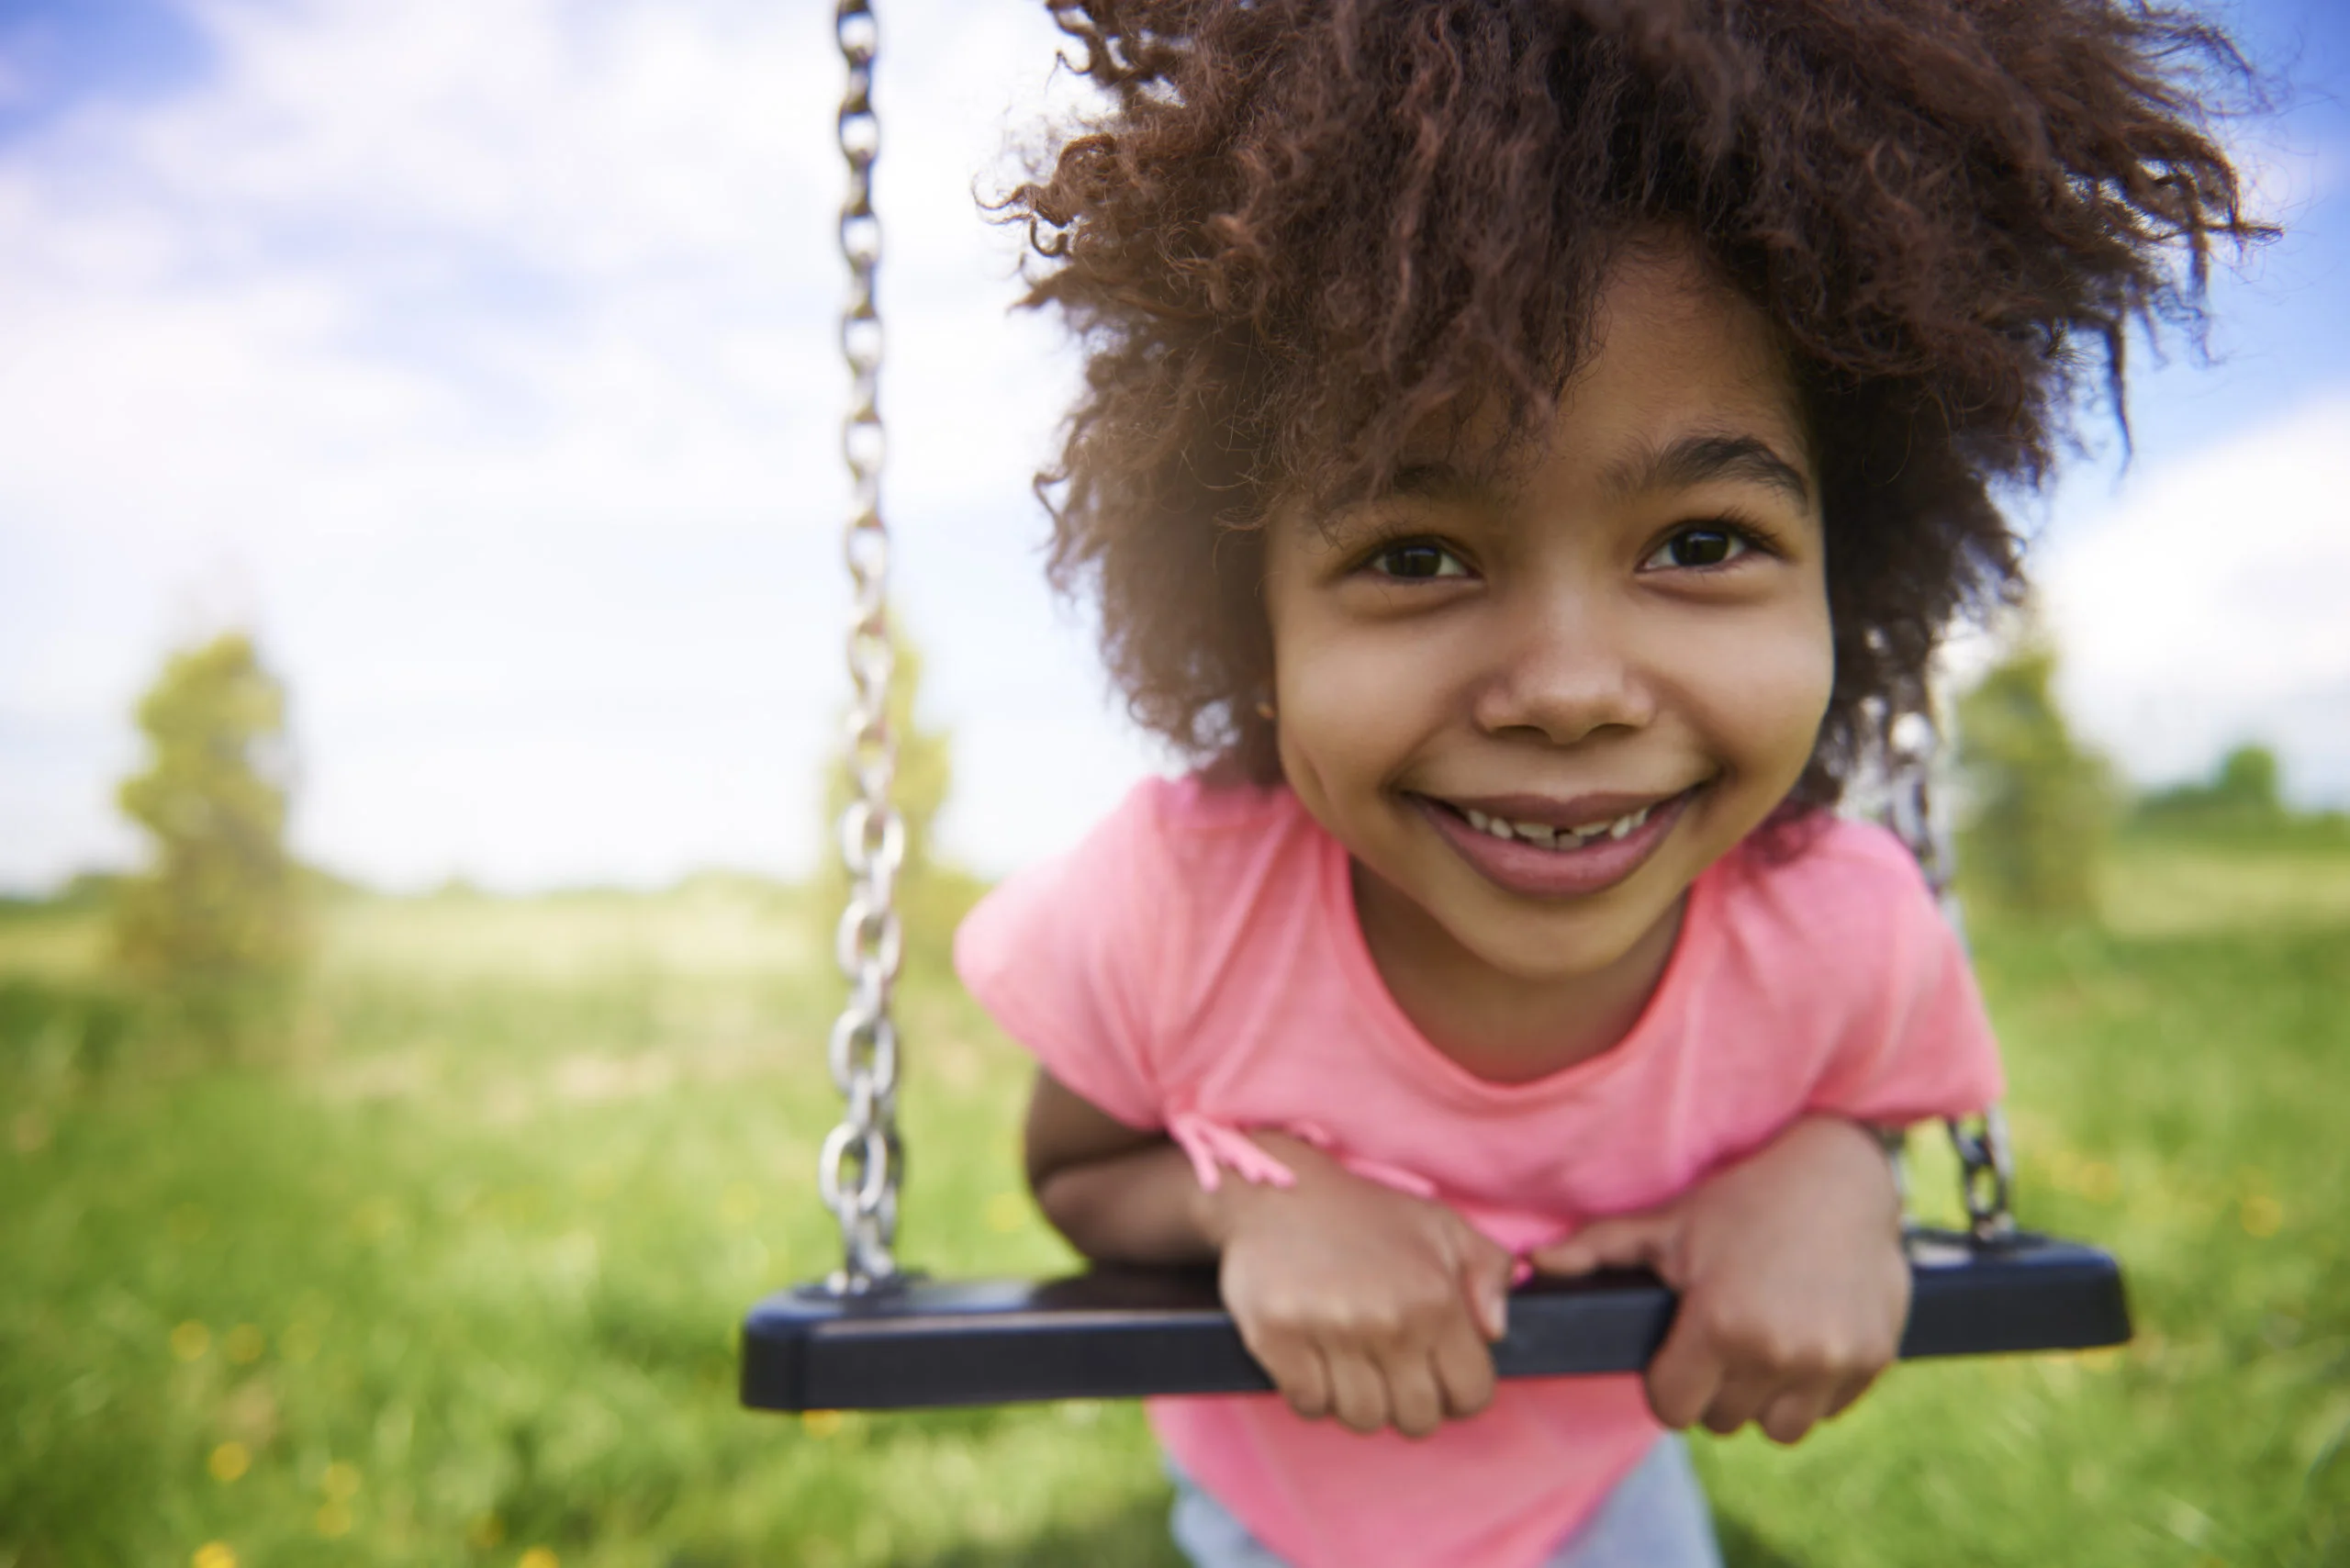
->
[1530,1114,1908,1444]
[1034,1077,1901,1441]
[1025,1069,1516,1438]
[1021,1067,1220,1264]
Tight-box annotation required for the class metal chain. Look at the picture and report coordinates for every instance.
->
[1882,704,2017,1245]
[1947,1104,2016,1243]
[816,0,907,1294]
[1882,708,1962,926]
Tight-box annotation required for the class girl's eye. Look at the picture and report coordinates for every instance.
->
[1369,541,1469,580]
[1642,527,1751,571]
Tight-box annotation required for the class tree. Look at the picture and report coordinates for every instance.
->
[1953,633,2115,919]
[2213,745,2283,815]
[2136,742,2287,828]
[112,633,308,999]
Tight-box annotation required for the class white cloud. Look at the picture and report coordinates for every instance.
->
[2039,394,2350,805]
[2226,112,2345,219]
[0,0,1162,893]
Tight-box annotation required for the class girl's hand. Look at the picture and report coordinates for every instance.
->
[1207,1134,1516,1439]
[1528,1115,1908,1445]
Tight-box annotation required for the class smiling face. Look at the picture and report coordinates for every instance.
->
[1264,243,1834,1023]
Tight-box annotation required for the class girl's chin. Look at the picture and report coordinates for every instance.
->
[1442,900,1664,984]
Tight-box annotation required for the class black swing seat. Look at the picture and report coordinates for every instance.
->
[741,1228,2127,1412]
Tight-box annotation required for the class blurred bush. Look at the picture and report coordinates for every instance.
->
[110,632,309,1048]
[2131,743,2350,847]
[1953,633,2117,919]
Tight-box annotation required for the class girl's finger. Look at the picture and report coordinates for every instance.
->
[1431,1313,1498,1419]
[1236,1320,1332,1420]
[1274,1337,1335,1422]
[1528,1211,1675,1279]
[1697,1370,1773,1436]
[1824,1366,1881,1421]
[1642,1315,1729,1430]
[1457,1232,1516,1341]
[1375,1345,1446,1439]
[1756,1384,1833,1446]
[1324,1350,1391,1436]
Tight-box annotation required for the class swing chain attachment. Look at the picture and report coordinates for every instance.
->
[1884,707,2017,1246]
[1949,1106,2017,1245]
[818,0,907,1296]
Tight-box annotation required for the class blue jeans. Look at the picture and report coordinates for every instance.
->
[1168,1434,1723,1568]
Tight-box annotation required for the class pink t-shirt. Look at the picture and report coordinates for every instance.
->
[955,775,2003,1568]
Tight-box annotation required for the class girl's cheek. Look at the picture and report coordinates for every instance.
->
[1707,610,1835,771]
[1630,589,1828,777]
[1273,620,1449,798]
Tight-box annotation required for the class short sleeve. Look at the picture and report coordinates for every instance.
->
[1804,827,2008,1126]
[951,779,1179,1130]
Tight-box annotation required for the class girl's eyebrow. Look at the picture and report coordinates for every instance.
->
[1603,432,1813,509]
[1313,459,1487,550]
[1384,459,1485,502]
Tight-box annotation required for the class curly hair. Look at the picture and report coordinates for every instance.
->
[1000,0,2266,803]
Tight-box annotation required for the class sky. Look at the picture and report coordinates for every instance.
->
[1,0,2345,894]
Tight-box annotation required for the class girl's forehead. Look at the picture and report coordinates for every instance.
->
[1390,243,1811,488]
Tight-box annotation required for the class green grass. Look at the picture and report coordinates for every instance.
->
[2,845,2344,1568]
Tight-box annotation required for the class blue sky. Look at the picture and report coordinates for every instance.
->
[0,0,208,141]
[1,0,2345,893]
[2057,0,2350,458]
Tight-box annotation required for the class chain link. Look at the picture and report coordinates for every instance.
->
[817,0,906,1294]
[1948,1105,2017,1243]
[1882,708,1960,924]
[1880,703,2018,1245]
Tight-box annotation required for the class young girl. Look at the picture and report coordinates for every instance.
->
[954,4,2257,1564]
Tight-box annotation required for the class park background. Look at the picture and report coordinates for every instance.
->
[2,1,2346,1565]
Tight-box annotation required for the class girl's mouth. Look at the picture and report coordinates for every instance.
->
[1409,786,1699,899]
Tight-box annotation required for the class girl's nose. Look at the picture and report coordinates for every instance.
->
[1469,595,1658,747]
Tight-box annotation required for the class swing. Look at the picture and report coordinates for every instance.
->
[741,0,2130,1417]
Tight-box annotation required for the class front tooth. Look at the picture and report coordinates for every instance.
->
[1485,816,1516,843]
[1465,807,1491,832]
[1609,804,1654,838]
[1516,822,1557,848]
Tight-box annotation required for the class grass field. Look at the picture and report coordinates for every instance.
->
[2,840,2345,1568]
